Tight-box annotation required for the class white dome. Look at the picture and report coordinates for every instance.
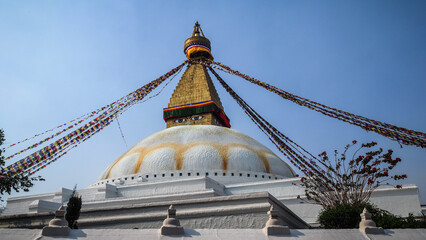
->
[98,125,294,180]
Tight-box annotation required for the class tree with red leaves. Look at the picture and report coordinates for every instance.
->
[299,141,407,209]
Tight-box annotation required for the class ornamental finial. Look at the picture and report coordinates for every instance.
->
[184,22,213,60]
[192,21,205,37]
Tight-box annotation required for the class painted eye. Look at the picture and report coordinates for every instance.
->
[191,116,203,121]
[174,118,186,123]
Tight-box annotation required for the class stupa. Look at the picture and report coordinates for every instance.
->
[0,23,422,231]
[97,22,294,183]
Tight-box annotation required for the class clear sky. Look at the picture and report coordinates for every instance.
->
[1,1,425,205]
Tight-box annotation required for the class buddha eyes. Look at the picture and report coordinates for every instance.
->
[191,116,203,121]
[175,118,186,123]
[174,116,203,123]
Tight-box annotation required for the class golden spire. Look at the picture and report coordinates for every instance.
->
[163,22,229,128]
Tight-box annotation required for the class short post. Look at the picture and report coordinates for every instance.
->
[359,208,384,234]
[41,206,70,236]
[160,205,184,235]
[263,205,290,236]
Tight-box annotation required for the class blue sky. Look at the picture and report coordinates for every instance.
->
[1,1,425,204]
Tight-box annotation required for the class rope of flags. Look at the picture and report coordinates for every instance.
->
[3,61,187,176]
[208,67,332,181]
[2,111,100,151]
[22,105,125,175]
[4,55,424,179]
[196,59,426,148]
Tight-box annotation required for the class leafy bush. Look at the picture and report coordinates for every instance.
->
[318,203,426,229]
[65,186,82,229]
[400,214,426,228]
[318,204,362,229]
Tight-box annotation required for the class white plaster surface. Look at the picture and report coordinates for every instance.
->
[1,176,422,225]
[265,153,294,177]
[371,229,426,240]
[140,148,177,172]
[1,188,72,216]
[369,185,423,217]
[99,125,294,180]
[183,145,222,170]
[228,147,265,172]
[108,153,139,178]
[1,228,426,240]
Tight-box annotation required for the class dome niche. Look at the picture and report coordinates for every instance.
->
[99,125,294,180]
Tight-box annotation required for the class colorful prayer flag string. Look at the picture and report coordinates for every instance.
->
[195,59,425,148]
[3,61,188,176]
[209,67,331,181]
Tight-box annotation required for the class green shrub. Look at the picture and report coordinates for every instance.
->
[65,186,82,229]
[318,203,426,229]
[318,204,362,229]
[370,207,403,229]
[401,214,426,228]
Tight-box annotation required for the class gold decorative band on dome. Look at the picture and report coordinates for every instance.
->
[184,45,213,60]
[163,100,230,127]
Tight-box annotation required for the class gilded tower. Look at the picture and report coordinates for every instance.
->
[163,22,230,128]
